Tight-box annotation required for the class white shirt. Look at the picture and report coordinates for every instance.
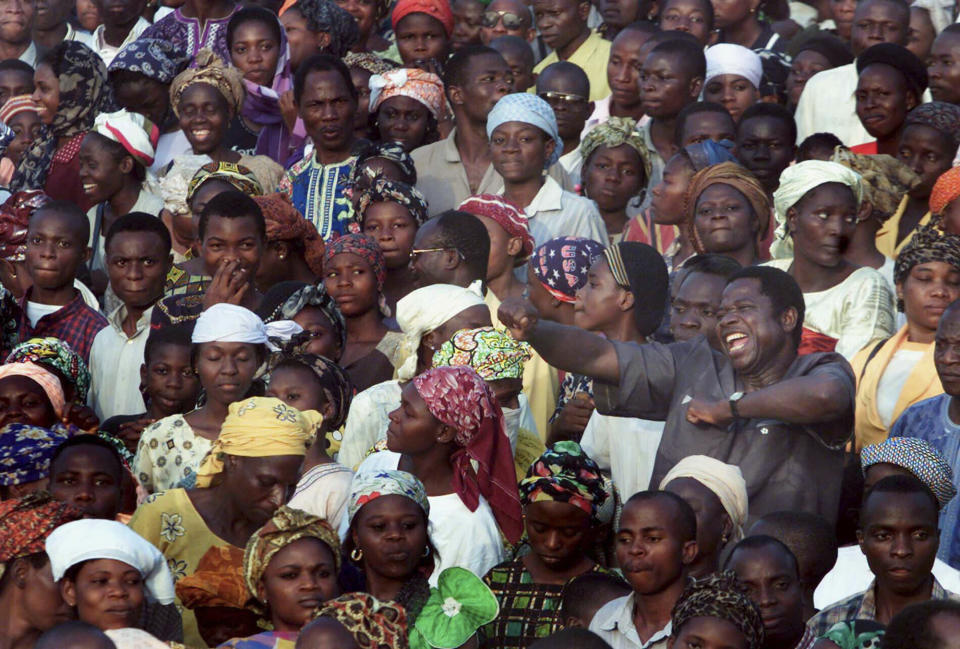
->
[525,175,608,246]
[288,462,354,529]
[64,23,94,47]
[92,17,152,66]
[559,148,584,189]
[18,42,37,67]
[815,544,960,609]
[876,347,926,427]
[26,301,61,328]
[87,305,153,420]
[581,410,664,502]
[351,450,507,584]
[590,594,672,649]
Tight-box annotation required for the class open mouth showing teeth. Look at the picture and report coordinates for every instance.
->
[192,129,210,138]
[725,333,748,350]
[82,184,97,193]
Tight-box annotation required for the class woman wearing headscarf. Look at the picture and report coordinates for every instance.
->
[369,68,445,152]
[0,493,83,649]
[108,38,191,175]
[139,0,238,65]
[130,395,320,648]
[391,0,453,68]
[931,166,960,236]
[488,94,608,247]
[767,160,896,360]
[307,593,408,649]
[257,281,347,362]
[12,42,111,210]
[0,362,68,430]
[0,96,41,188]
[322,233,402,392]
[7,336,91,405]
[483,442,613,649]
[702,44,763,124]
[133,304,269,494]
[167,50,283,194]
[578,117,653,244]
[357,178,428,312]
[683,161,769,268]
[851,222,960,449]
[344,53,398,141]
[355,365,522,577]
[0,423,71,499]
[876,102,960,258]
[337,282,490,469]
[281,0,359,60]
[217,506,341,648]
[254,193,325,291]
[659,455,749,578]
[669,572,765,649]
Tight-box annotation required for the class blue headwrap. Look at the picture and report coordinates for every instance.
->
[108,38,190,84]
[486,93,563,168]
[682,139,739,172]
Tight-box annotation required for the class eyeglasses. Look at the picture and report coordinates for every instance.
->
[482,10,526,29]
[409,247,465,262]
[538,90,589,106]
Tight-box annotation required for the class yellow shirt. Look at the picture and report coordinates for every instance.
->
[875,195,932,258]
[532,31,611,101]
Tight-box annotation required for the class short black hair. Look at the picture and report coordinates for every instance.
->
[0,59,34,84]
[621,19,661,35]
[536,61,590,98]
[726,266,805,349]
[105,212,172,256]
[737,102,798,146]
[49,435,124,484]
[294,53,357,104]
[883,600,960,649]
[676,101,735,146]
[432,210,491,282]
[797,133,843,161]
[724,534,800,577]
[648,36,707,80]
[680,254,742,281]
[659,0,714,30]
[144,324,194,365]
[227,5,282,48]
[198,190,266,241]
[861,473,940,521]
[529,629,615,649]
[624,490,697,542]
[855,0,911,33]
[31,200,90,245]
[35,622,114,649]
[942,23,960,38]
[489,35,536,72]
[443,45,502,96]
[748,511,838,592]
[559,572,631,622]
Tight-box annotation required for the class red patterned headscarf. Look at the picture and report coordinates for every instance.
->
[391,0,454,37]
[458,194,535,262]
[0,491,83,564]
[412,366,522,544]
[255,193,326,277]
[325,233,387,293]
[931,167,960,216]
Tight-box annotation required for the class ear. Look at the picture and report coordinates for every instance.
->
[317,31,332,50]
[525,28,536,43]
[779,305,798,337]
[785,206,798,235]
[274,240,291,260]
[576,0,590,21]
[895,280,904,305]
[680,539,699,566]
[422,329,442,352]
[448,84,466,107]
[720,514,733,543]
[906,90,919,112]
[857,199,873,224]
[139,362,148,392]
[855,528,865,553]
[321,399,336,423]
[436,422,457,444]
[441,249,460,270]
[543,137,557,165]
[61,578,77,607]
[11,557,30,588]
[81,245,91,264]
[257,579,267,604]
[617,288,635,313]
[505,235,524,258]
[119,155,135,176]
[587,100,595,115]
[688,75,704,101]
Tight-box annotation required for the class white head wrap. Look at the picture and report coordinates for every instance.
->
[486,93,564,168]
[46,519,176,604]
[773,160,864,226]
[394,283,487,380]
[93,109,159,167]
[265,319,304,351]
[659,455,749,542]
[105,629,172,649]
[704,43,763,89]
[192,304,269,344]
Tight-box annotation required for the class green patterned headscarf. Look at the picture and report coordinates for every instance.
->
[820,620,885,649]
[6,337,90,403]
[431,327,531,380]
[578,116,653,181]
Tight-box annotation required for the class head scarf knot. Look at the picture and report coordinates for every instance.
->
[256,192,326,277]
[394,283,487,380]
[260,282,348,361]
[370,68,445,119]
[357,178,429,226]
[579,117,652,181]
[264,352,354,430]
[0,362,65,418]
[432,326,531,380]
[46,519,176,604]
[192,304,269,345]
[317,593,410,649]
[0,491,82,568]
[685,163,772,250]
[487,93,563,168]
[0,423,72,487]
[894,221,960,286]
[705,43,763,88]
[194,397,321,487]
[170,49,245,119]
[519,441,608,520]
[861,437,957,509]
[344,52,399,76]
[93,109,160,167]
[830,148,919,222]
[243,505,341,612]
[458,194,534,262]
[531,237,606,304]
[931,166,960,216]
[412,366,523,543]
[0,192,50,263]
[347,469,430,525]
[391,0,454,37]
[175,545,249,609]
[671,572,764,649]
[659,455,749,542]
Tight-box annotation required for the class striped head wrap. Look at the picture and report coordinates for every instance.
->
[0,95,38,125]
[92,109,160,167]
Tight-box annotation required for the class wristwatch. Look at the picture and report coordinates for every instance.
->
[729,391,745,419]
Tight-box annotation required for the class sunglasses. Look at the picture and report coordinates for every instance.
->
[482,10,526,29]
[538,90,589,105]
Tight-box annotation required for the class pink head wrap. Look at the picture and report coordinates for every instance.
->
[0,362,66,418]
[458,194,535,262]
[369,68,446,119]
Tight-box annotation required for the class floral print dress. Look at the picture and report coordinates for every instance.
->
[133,413,212,494]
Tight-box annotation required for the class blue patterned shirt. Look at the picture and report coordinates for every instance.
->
[279,151,359,241]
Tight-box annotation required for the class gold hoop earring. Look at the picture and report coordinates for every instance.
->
[351,547,363,562]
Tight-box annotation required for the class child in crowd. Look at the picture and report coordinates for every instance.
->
[0,96,40,187]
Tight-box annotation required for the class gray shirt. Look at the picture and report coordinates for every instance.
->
[594,336,855,524]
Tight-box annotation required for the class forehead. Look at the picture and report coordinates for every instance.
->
[796,182,856,212]
[621,496,683,531]
[643,50,683,72]
[684,110,735,134]
[0,69,31,87]
[30,209,83,235]
[721,277,766,303]
[0,374,45,395]
[855,0,904,20]
[533,0,579,11]
[861,489,937,525]
[663,0,709,12]
[302,69,352,96]
[677,271,727,301]
[794,49,832,66]
[857,63,906,88]
[396,12,447,32]
[54,444,117,472]
[180,82,227,105]
[729,543,796,575]
[538,68,587,94]
[489,0,528,10]
[739,115,790,139]
[698,182,749,204]
[465,52,510,76]
[590,143,642,164]
[612,28,652,54]
[232,18,277,39]
[204,214,261,238]
[901,123,951,152]
[933,30,960,53]
[106,229,167,255]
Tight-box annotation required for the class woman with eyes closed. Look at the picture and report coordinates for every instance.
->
[322,234,401,392]
[766,160,896,360]
[133,304,269,495]
[218,506,342,648]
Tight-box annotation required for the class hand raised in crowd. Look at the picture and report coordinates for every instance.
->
[202,258,251,311]
[62,403,100,432]
[548,392,595,445]
[498,297,540,341]
[116,418,156,454]
[279,90,298,134]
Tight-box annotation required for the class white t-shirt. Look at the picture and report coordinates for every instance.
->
[25,301,62,328]
[876,346,926,427]
[350,450,507,585]
[581,410,664,502]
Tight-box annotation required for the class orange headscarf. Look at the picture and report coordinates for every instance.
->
[930,167,960,216]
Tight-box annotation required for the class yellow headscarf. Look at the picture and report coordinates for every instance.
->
[195,397,322,488]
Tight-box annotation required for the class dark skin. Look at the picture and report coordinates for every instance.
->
[640,50,704,164]
[536,66,593,156]
[0,0,35,60]
[476,213,526,302]
[670,271,728,348]
[897,124,955,246]
[92,0,147,47]
[0,68,31,108]
[266,363,338,473]
[692,183,760,267]
[323,252,387,372]
[842,199,886,272]
[855,64,917,157]
[297,619,360,649]
[650,154,697,270]
[336,0,390,52]
[257,539,340,632]
[678,110,736,147]
[48,445,122,520]
[784,183,859,293]
[105,231,173,337]
[850,0,910,57]
[727,544,806,649]
[606,27,655,120]
[667,617,751,649]
[351,495,430,602]
[713,0,763,49]
[522,501,595,583]
[199,214,265,314]
[498,278,850,433]
[664,477,732,578]
[387,382,458,497]
[409,218,478,288]
[898,261,960,345]
[933,306,960,424]
[24,210,89,307]
[532,0,590,60]
[928,31,960,105]
[33,0,72,50]
[60,559,144,630]
[188,453,304,547]
[491,122,555,210]
[178,83,241,164]
[362,202,419,315]
[184,341,262,441]
[0,556,72,649]
[78,137,141,232]
[735,115,796,195]
[526,262,576,326]
[297,69,358,166]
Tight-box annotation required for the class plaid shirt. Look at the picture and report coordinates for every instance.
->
[795,626,817,649]
[808,577,960,637]
[18,290,108,362]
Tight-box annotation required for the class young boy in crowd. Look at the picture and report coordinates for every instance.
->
[47,435,125,520]
[88,213,173,421]
[451,0,485,50]
[560,572,631,628]
[735,102,798,196]
[490,35,536,92]
[536,62,593,186]
[590,491,697,648]
[0,60,34,107]
[89,0,151,65]
[669,254,741,348]
[0,95,40,187]
[19,201,108,362]
[675,102,736,148]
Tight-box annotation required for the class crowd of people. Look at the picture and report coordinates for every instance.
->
[3,0,960,647]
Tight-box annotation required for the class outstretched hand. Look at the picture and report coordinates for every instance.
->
[498,297,540,341]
